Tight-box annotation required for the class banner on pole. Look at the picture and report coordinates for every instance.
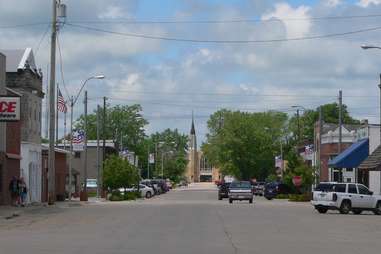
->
[149,153,155,164]
[72,130,84,151]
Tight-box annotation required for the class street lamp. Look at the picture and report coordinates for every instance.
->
[161,150,174,179]
[292,105,306,145]
[68,75,105,201]
[361,44,381,50]
[361,44,381,194]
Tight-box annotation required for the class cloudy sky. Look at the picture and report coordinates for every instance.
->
[2,0,381,143]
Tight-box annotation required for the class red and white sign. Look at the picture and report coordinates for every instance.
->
[292,176,302,187]
[0,97,20,121]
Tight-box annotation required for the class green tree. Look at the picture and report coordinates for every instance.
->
[142,129,188,181]
[289,103,359,143]
[283,152,314,193]
[202,109,288,181]
[74,104,148,153]
[103,155,140,191]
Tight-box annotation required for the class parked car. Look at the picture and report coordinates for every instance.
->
[141,180,160,195]
[252,181,265,196]
[264,182,290,200]
[311,182,381,215]
[119,184,154,199]
[151,179,170,193]
[218,182,231,200]
[166,179,173,189]
[228,181,254,204]
[86,179,98,193]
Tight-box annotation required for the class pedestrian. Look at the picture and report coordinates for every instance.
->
[19,177,28,206]
[8,176,19,206]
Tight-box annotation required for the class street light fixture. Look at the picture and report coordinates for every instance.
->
[361,44,381,50]
[361,44,381,194]
[291,105,306,145]
[68,75,105,201]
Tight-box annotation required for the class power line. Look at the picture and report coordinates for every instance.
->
[66,23,381,44]
[68,13,381,25]
[34,24,51,56]
[0,22,51,29]
[57,33,70,99]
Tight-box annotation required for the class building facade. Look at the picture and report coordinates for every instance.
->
[185,118,220,183]
[2,48,43,204]
[0,53,22,205]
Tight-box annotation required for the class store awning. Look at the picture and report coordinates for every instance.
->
[359,144,381,171]
[328,138,369,168]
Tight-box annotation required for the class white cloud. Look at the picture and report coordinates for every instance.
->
[325,0,342,7]
[357,0,381,7]
[98,6,127,19]
[262,3,311,38]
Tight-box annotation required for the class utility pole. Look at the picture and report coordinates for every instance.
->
[102,96,107,197]
[379,75,381,194]
[96,105,100,198]
[338,90,343,182]
[68,96,73,200]
[48,0,58,205]
[318,106,323,184]
[81,90,88,201]
[55,83,59,145]
[338,90,343,154]
[297,109,300,145]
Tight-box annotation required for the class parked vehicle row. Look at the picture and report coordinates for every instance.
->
[113,178,174,199]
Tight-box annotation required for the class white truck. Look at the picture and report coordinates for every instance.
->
[311,182,381,215]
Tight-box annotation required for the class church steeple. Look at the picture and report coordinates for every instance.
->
[190,111,196,135]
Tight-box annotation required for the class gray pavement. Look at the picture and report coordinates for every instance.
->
[1,185,381,254]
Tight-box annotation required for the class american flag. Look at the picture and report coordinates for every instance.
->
[305,145,314,155]
[57,88,67,113]
[72,130,84,144]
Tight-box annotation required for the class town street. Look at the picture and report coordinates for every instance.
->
[1,184,381,254]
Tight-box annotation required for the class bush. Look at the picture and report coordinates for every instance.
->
[276,194,289,199]
[123,191,141,200]
[109,190,123,201]
[288,193,311,202]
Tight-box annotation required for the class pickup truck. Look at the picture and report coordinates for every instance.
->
[228,181,254,204]
[311,182,381,215]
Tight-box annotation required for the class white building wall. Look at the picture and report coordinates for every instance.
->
[20,142,42,203]
[368,125,380,153]
[369,171,381,195]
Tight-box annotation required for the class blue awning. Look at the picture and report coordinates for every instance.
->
[328,138,369,168]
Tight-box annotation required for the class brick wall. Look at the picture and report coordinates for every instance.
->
[320,142,352,182]
[6,69,43,144]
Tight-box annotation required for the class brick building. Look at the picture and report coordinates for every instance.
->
[0,53,22,205]
[315,123,363,182]
[41,145,69,202]
[2,48,44,204]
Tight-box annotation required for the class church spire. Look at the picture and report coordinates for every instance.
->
[190,111,195,135]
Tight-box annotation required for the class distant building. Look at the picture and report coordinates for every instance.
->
[185,117,221,183]
[56,140,117,194]
[2,48,44,203]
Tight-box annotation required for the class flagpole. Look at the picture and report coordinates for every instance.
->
[56,83,59,146]
[64,109,67,150]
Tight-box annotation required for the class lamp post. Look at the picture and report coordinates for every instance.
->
[292,105,306,145]
[161,150,174,179]
[361,45,381,194]
[68,75,105,201]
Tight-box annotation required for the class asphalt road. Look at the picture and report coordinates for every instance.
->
[1,184,381,254]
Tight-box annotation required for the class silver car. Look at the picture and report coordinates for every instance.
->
[228,181,254,204]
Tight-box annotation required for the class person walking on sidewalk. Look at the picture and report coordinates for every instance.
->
[9,176,19,206]
[19,177,28,206]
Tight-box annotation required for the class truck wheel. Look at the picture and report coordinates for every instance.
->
[229,198,233,204]
[218,195,222,200]
[317,207,328,214]
[265,197,273,200]
[340,200,351,214]
[373,202,381,215]
[352,209,362,215]
[249,198,253,204]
